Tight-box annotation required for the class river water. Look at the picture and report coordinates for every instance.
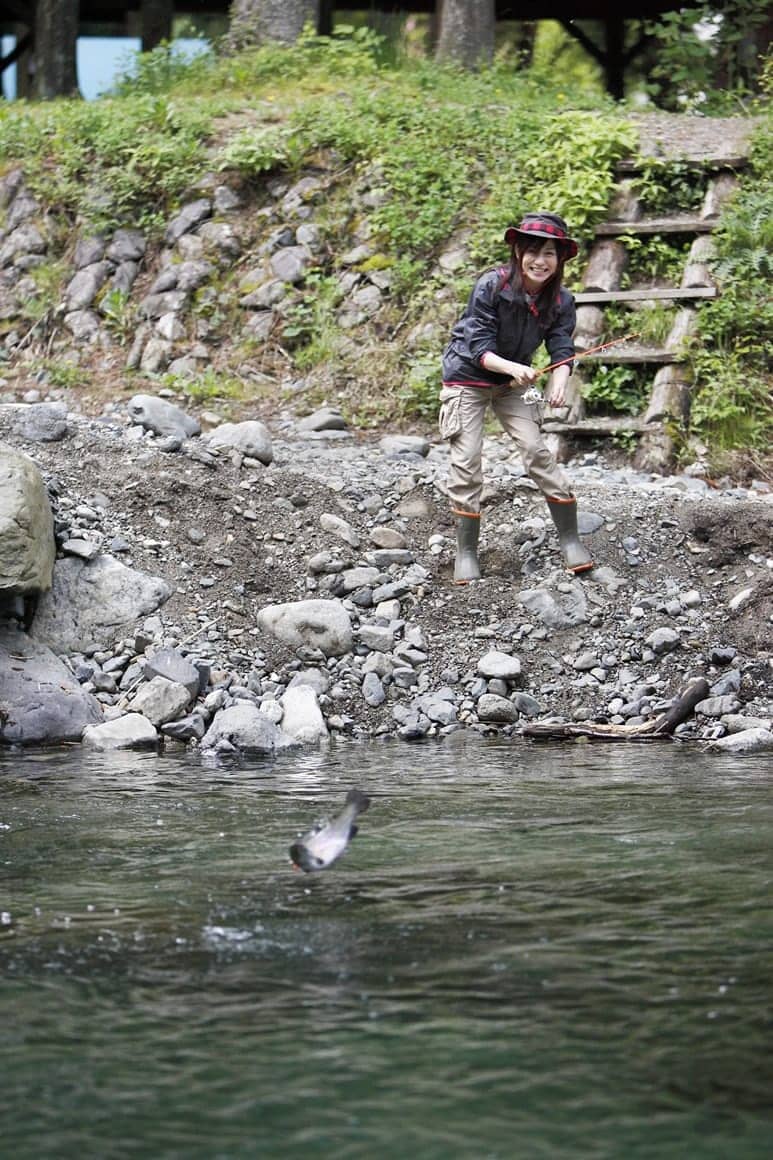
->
[1,737,771,1159]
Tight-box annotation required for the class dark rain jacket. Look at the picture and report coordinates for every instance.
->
[441,267,576,387]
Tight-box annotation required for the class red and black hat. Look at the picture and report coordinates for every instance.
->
[504,212,578,260]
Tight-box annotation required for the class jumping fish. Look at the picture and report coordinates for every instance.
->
[289,788,371,872]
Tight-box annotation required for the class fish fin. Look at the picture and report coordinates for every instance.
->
[345,788,370,814]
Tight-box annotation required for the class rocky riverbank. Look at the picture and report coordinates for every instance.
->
[1,394,771,756]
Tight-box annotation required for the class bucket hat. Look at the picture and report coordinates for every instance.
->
[504,212,578,260]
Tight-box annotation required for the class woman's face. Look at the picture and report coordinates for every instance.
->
[520,240,559,288]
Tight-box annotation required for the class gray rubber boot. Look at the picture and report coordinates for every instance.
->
[546,496,594,574]
[453,511,481,583]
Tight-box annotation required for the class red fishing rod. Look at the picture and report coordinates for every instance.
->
[535,331,640,377]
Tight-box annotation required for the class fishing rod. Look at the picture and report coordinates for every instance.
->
[535,331,640,377]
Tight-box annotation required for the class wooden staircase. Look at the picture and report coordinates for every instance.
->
[546,161,745,471]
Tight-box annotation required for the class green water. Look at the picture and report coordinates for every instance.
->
[1,737,772,1159]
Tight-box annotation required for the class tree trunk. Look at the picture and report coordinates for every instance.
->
[227,0,320,51]
[436,0,495,69]
[35,0,79,99]
[142,0,174,51]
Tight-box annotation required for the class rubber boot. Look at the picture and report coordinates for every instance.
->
[546,496,594,574]
[453,510,481,583]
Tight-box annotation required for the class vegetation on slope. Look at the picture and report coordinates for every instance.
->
[0,28,769,464]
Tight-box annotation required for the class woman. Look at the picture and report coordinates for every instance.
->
[439,211,593,582]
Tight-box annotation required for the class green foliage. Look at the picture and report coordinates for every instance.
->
[35,359,84,389]
[0,95,210,231]
[642,1,771,111]
[397,350,440,421]
[619,233,691,287]
[218,125,300,176]
[582,364,650,415]
[111,41,214,97]
[99,289,136,341]
[166,368,248,403]
[280,274,343,370]
[630,161,705,214]
[688,107,773,450]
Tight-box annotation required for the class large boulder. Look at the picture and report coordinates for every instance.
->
[200,702,297,756]
[0,626,102,745]
[0,442,55,598]
[256,599,353,658]
[30,554,171,654]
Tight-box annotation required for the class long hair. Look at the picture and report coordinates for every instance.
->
[497,239,568,328]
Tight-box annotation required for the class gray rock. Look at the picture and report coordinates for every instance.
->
[721,713,772,734]
[477,650,522,681]
[160,712,207,742]
[706,728,773,755]
[64,261,111,311]
[139,338,173,374]
[30,554,171,654]
[695,695,742,717]
[200,702,293,755]
[362,671,386,707]
[298,407,348,433]
[358,623,396,652]
[286,668,330,696]
[369,526,407,549]
[518,582,587,629]
[196,221,240,260]
[74,237,106,268]
[645,627,681,655]
[64,310,101,341]
[270,245,312,284]
[61,538,100,561]
[106,228,147,263]
[257,598,353,658]
[131,675,193,726]
[243,311,274,341]
[320,512,360,548]
[165,199,212,245]
[477,693,519,724]
[82,713,159,751]
[127,394,200,439]
[144,647,201,697]
[0,223,46,266]
[0,402,68,442]
[139,291,188,319]
[379,435,430,458]
[206,420,273,465]
[280,684,328,744]
[0,443,55,594]
[0,626,102,745]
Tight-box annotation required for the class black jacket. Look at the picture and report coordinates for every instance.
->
[441,268,576,387]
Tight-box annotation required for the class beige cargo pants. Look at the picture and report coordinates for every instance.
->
[438,383,573,513]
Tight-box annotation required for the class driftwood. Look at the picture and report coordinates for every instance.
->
[522,678,710,742]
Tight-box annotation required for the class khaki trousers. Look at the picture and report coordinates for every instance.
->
[439,384,573,513]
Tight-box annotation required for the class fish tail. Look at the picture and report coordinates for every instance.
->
[345,787,370,814]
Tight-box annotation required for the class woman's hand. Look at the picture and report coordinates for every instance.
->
[508,362,537,387]
[544,367,570,408]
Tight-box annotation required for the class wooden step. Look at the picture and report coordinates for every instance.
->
[575,287,716,304]
[543,416,651,436]
[617,155,749,175]
[581,343,680,365]
[595,214,715,236]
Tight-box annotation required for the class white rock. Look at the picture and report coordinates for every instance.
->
[82,713,158,750]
